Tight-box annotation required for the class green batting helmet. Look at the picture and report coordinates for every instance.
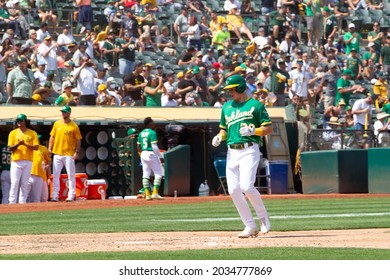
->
[127,128,137,136]
[16,114,27,121]
[223,74,247,93]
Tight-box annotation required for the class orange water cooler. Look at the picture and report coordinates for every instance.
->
[85,179,107,200]
[49,173,89,200]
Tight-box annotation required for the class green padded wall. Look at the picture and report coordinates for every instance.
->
[163,145,191,196]
[338,150,368,193]
[368,148,390,193]
[301,150,339,194]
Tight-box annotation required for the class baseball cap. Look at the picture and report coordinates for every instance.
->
[207,48,214,52]
[156,64,163,69]
[176,71,184,78]
[211,68,219,75]
[108,28,116,34]
[338,99,346,106]
[44,35,52,40]
[32,94,41,101]
[80,41,88,47]
[349,23,355,28]
[368,42,375,48]
[196,52,203,57]
[127,128,137,136]
[329,60,337,68]
[16,56,27,63]
[107,77,116,83]
[277,59,285,64]
[37,60,46,66]
[185,67,193,74]
[192,65,200,74]
[134,61,143,68]
[212,62,221,69]
[68,41,77,47]
[145,63,153,67]
[62,80,73,90]
[16,114,27,121]
[60,105,72,113]
[64,60,75,67]
[350,48,357,52]
[342,69,353,75]
[296,59,304,64]
[323,6,330,12]
[63,24,70,29]
[379,71,388,78]
[98,84,107,91]
[297,49,303,53]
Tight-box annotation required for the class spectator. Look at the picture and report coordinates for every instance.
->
[57,25,76,49]
[352,94,373,130]
[202,48,216,68]
[268,48,290,107]
[7,56,36,104]
[212,22,232,57]
[138,5,160,36]
[139,32,157,52]
[96,83,113,106]
[279,33,296,54]
[224,0,241,11]
[176,46,195,66]
[38,35,58,79]
[55,80,75,106]
[36,22,50,42]
[117,31,138,75]
[0,1,24,39]
[252,27,268,50]
[226,4,253,43]
[344,23,363,55]
[374,112,390,145]
[335,69,364,107]
[363,58,376,82]
[208,68,224,103]
[7,114,39,204]
[346,48,363,80]
[261,0,275,14]
[191,65,209,103]
[267,5,287,42]
[144,74,163,106]
[174,6,189,47]
[363,42,379,65]
[36,0,57,30]
[322,116,343,149]
[304,0,323,47]
[34,61,47,86]
[76,0,93,34]
[120,9,141,38]
[380,36,390,76]
[73,40,89,67]
[289,59,311,100]
[162,72,180,107]
[156,25,176,56]
[73,56,97,105]
[186,0,212,13]
[48,105,82,202]
[318,60,341,109]
[213,92,227,108]
[323,98,346,128]
[65,41,78,61]
[123,61,146,106]
[322,6,337,45]
[177,67,196,105]
[141,0,158,12]
[182,14,201,50]
[104,0,117,23]
[102,29,121,75]
[373,71,389,110]
[24,29,40,50]
[209,11,226,36]
[5,0,28,40]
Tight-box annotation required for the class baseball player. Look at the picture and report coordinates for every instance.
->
[48,106,82,202]
[212,74,272,238]
[137,117,164,201]
[27,135,51,203]
[7,114,39,204]
[1,142,11,204]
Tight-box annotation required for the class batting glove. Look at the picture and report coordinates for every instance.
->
[239,126,255,136]
[212,134,222,147]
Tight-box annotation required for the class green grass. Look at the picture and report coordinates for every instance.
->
[2,247,390,260]
[1,197,390,259]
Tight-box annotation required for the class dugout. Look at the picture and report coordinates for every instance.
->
[0,106,295,198]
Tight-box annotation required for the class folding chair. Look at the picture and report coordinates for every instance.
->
[255,158,271,194]
[213,157,228,195]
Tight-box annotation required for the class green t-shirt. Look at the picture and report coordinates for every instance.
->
[0,8,10,19]
[382,102,390,115]
[1,145,11,171]
[102,40,115,65]
[344,32,362,55]
[323,15,337,38]
[367,31,381,53]
[335,77,351,106]
[137,128,158,151]
[212,30,230,51]
[305,0,321,16]
[145,88,162,107]
[346,57,363,79]
[269,10,285,27]
[271,64,290,95]
[380,45,390,65]
[220,98,272,146]
[362,51,379,64]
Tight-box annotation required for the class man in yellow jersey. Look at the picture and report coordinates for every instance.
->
[27,135,51,203]
[48,106,82,202]
[7,114,39,204]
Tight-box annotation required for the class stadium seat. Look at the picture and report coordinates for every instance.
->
[255,158,271,194]
[213,157,228,195]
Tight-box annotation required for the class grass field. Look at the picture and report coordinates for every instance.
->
[1,196,390,259]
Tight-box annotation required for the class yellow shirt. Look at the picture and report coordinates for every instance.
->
[141,0,157,7]
[31,145,51,179]
[8,128,39,162]
[226,14,243,30]
[210,16,226,35]
[373,80,388,100]
[50,120,82,156]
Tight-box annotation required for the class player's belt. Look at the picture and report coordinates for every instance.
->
[229,142,253,150]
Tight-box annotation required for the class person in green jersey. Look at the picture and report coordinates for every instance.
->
[346,48,363,80]
[344,23,363,55]
[335,69,364,106]
[137,117,164,200]
[144,75,164,107]
[212,74,272,238]
[1,142,11,204]
[380,36,390,76]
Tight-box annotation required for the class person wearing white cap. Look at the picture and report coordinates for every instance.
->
[363,42,378,65]
[374,112,390,144]
[223,0,241,11]
[344,22,363,55]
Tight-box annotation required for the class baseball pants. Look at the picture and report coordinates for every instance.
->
[9,160,32,204]
[140,151,163,178]
[1,170,11,204]
[52,155,76,200]
[226,143,268,230]
[27,175,44,203]
[41,180,49,202]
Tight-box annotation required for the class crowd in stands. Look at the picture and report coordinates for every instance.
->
[0,0,390,143]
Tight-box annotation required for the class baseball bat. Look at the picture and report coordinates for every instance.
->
[363,111,368,138]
